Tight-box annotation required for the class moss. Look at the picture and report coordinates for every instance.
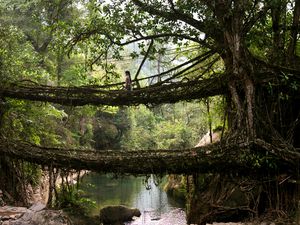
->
[164,175,186,202]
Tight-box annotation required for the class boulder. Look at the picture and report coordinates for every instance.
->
[0,203,72,225]
[99,205,141,225]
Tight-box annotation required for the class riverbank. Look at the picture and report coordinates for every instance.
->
[0,203,71,225]
[1,204,293,225]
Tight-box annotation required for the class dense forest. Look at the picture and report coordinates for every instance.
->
[0,0,300,224]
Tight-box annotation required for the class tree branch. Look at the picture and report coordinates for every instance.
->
[131,0,208,35]
[152,50,217,86]
[134,39,154,85]
[69,30,203,49]
[137,50,216,83]
[243,4,270,35]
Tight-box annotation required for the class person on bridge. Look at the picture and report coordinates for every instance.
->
[124,70,132,91]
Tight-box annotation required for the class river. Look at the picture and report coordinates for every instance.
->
[79,173,187,225]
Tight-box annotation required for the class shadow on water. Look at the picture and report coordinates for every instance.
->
[79,173,187,225]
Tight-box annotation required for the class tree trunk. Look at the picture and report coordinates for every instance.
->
[287,0,300,67]
[222,38,256,138]
[271,0,285,64]
[214,0,256,138]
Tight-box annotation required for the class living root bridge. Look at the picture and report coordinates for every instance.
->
[0,77,225,106]
[0,139,298,175]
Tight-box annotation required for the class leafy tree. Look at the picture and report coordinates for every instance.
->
[0,0,300,222]
[121,99,223,150]
[0,0,101,205]
[66,0,299,142]
[65,1,300,222]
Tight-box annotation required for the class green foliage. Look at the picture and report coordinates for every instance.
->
[22,163,42,187]
[245,151,278,170]
[0,0,101,150]
[121,97,224,150]
[153,120,192,149]
[1,100,65,145]
[56,186,96,216]
[0,25,46,83]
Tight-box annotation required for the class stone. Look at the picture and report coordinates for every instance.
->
[100,205,141,225]
[9,209,72,225]
[2,216,10,220]
[20,211,34,222]
[29,202,46,212]
[31,210,72,225]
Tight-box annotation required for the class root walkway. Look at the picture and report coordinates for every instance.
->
[0,139,297,175]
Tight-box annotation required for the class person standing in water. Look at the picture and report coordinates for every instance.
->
[124,70,132,91]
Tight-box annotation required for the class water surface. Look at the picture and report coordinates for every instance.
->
[80,173,186,225]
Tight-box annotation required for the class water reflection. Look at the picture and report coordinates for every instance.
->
[79,173,186,224]
[126,208,187,225]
